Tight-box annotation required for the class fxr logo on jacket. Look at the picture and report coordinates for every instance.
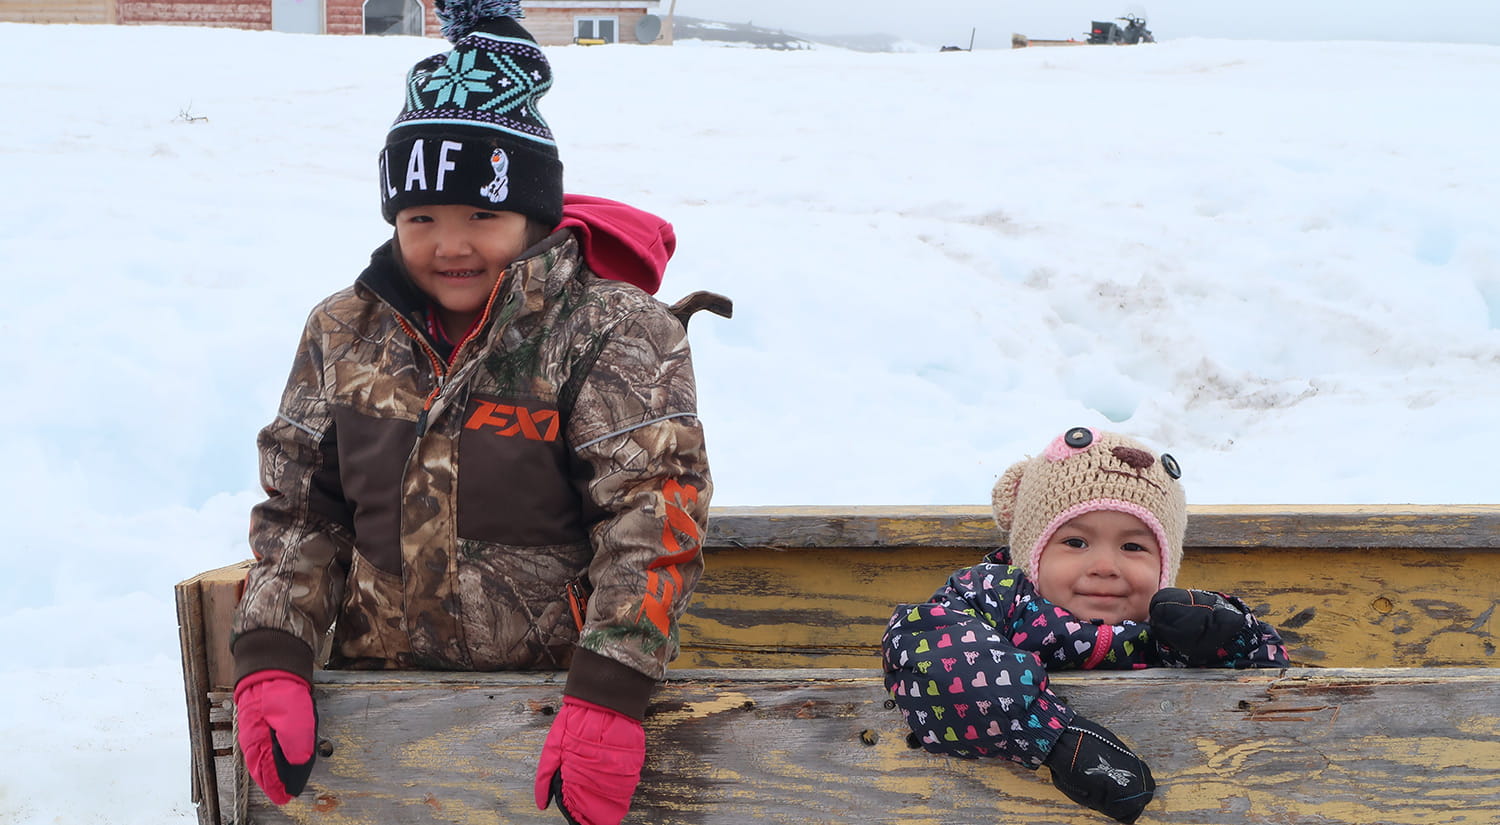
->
[465,399,561,442]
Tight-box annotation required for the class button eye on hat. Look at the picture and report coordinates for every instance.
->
[1161,453,1182,479]
[1064,427,1093,448]
[1001,428,1189,591]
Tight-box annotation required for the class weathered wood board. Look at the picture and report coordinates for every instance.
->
[209,667,1500,825]
[180,505,1500,689]
[691,504,1500,669]
[0,0,115,24]
[177,505,1500,825]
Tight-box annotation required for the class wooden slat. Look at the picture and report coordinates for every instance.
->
[117,1,270,28]
[218,667,1500,824]
[178,560,251,691]
[677,543,1500,669]
[202,563,247,691]
[681,505,1500,670]
[0,0,114,23]
[178,507,1500,676]
[704,504,1500,549]
[174,573,222,825]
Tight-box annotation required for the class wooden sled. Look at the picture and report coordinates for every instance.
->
[177,504,1500,824]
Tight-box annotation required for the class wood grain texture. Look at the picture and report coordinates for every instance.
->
[179,506,1500,681]
[682,505,1500,669]
[0,1,114,23]
[175,574,220,825]
[181,560,251,691]
[177,506,1500,824]
[677,542,1500,669]
[703,504,1500,549]
[214,667,1500,825]
[118,1,270,27]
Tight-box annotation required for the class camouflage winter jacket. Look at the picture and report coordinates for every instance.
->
[231,227,710,719]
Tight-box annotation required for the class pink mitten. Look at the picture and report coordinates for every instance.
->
[533,696,646,825]
[232,670,316,805]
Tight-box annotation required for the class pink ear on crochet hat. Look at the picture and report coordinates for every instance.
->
[991,426,1187,588]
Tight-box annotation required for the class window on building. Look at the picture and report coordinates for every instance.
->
[574,16,618,43]
[364,0,424,35]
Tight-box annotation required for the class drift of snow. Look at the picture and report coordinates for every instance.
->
[0,23,1496,825]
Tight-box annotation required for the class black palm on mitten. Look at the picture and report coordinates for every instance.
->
[1150,587,1248,664]
[271,725,316,798]
[1043,715,1155,824]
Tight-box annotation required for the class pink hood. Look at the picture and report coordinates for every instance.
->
[558,194,676,295]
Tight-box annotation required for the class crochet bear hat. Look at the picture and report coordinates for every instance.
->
[991,426,1187,588]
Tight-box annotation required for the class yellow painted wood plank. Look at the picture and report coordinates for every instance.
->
[178,507,1500,675]
[676,542,1499,669]
[705,504,1500,549]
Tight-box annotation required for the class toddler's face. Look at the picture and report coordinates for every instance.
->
[395,204,531,339]
[1033,509,1161,624]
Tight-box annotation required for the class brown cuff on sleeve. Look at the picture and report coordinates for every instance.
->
[564,648,657,721]
[232,628,316,686]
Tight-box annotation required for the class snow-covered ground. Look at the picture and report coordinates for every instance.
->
[0,23,1496,823]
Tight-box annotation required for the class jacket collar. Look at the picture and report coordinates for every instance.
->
[356,230,585,345]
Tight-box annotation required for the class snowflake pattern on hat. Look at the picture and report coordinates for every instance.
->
[395,31,556,146]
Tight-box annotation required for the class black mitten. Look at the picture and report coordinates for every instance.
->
[1043,715,1155,824]
[1150,587,1248,664]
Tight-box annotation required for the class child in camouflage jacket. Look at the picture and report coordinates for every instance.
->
[882,427,1287,824]
[229,4,713,824]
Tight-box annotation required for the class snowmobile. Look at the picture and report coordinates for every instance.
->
[1088,14,1155,44]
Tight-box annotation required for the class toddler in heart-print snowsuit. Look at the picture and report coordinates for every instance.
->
[881,427,1287,824]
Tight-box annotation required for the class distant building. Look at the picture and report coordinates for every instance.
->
[0,0,672,44]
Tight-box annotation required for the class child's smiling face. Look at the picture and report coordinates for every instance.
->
[395,204,531,341]
[1034,509,1161,624]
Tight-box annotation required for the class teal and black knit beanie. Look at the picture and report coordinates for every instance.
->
[379,0,563,227]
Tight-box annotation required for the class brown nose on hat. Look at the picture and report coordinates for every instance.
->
[991,427,1187,588]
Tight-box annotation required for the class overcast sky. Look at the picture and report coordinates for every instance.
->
[671,0,1500,49]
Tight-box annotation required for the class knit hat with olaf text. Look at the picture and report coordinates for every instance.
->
[379,0,562,227]
[991,427,1187,589]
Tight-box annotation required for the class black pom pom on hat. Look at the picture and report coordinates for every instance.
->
[434,0,523,42]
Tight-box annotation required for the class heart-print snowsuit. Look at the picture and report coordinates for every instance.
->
[881,548,1287,766]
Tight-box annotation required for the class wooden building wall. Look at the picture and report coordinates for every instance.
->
[116,0,268,28]
[1,0,668,42]
[0,0,117,23]
[522,7,668,45]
